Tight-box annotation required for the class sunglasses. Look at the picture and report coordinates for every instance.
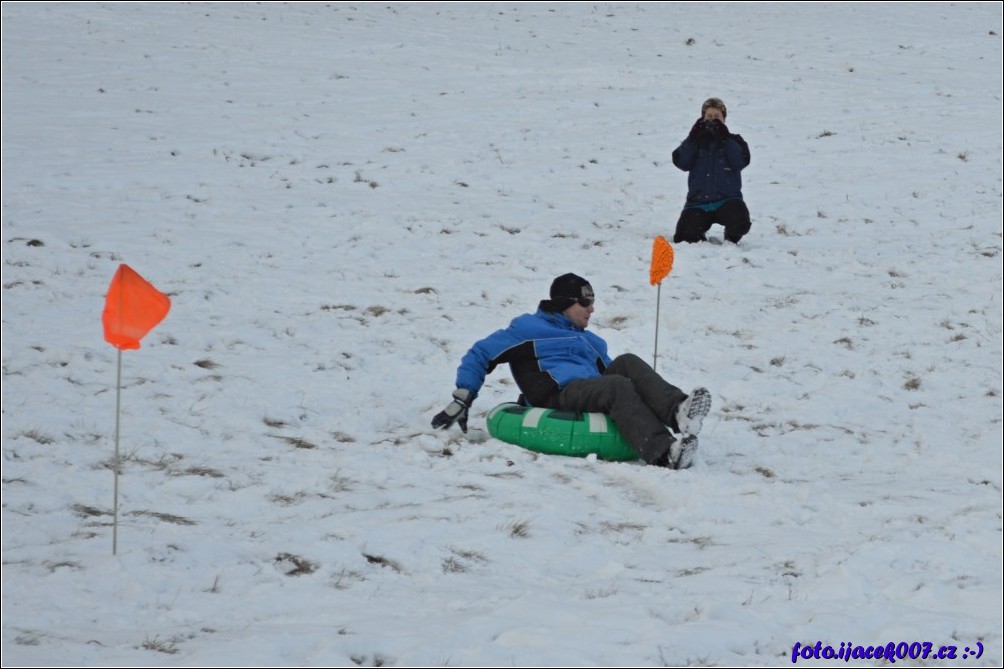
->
[560,297,594,308]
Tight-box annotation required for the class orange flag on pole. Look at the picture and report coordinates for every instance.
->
[102,263,170,554]
[650,235,674,286]
[649,236,674,372]
[102,264,171,350]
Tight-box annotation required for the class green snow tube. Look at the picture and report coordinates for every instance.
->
[486,403,640,462]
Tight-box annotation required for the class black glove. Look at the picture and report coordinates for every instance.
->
[687,118,706,142]
[691,118,716,147]
[431,388,474,433]
[692,118,729,147]
[709,118,730,140]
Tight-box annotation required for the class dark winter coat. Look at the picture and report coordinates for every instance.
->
[672,133,751,207]
[455,308,612,407]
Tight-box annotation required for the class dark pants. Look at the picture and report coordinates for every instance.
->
[674,200,751,244]
[548,353,688,464]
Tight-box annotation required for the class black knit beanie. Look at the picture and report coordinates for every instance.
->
[539,273,594,313]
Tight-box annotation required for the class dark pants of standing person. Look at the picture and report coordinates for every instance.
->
[674,199,751,244]
[548,353,688,464]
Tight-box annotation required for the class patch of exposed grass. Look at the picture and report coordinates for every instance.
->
[668,536,716,549]
[330,568,366,590]
[451,548,488,563]
[363,553,404,573]
[442,556,467,573]
[579,521,648,538]
[443,548,488,573]
[270,434,318,449]
[269,492,303,506]
[502,519,532,538]
[21,429,54,445]
[328,472,355,493]
[275,552,318,576]
[141,635,179,655]
[71,504,109,518]
[128,510,196,526]
[172,466,225,478]
[96,452,181,473]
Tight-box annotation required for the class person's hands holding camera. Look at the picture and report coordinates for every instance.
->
[707,118,730,140]
[688,118,707,142]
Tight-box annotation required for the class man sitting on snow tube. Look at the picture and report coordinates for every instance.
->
[431,273,711,469]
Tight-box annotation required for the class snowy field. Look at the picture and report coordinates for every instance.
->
[2,2,1001,666]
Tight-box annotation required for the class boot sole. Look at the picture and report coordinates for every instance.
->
[680,388,712,435]
[671,434,699,469]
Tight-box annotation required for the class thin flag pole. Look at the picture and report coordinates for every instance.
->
[113,349,122,555]
[653,283,662,371]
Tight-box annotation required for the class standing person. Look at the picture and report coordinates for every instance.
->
[431,273,711,469]
[672,97,752,244]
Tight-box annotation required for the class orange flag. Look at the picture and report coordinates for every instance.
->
[102,264,171,350]
[650,235,675,286]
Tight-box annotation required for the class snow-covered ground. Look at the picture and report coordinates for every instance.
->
[2,2,1001,666]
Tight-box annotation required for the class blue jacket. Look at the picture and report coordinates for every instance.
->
[456,308,612,406]
[672,133,750,207]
